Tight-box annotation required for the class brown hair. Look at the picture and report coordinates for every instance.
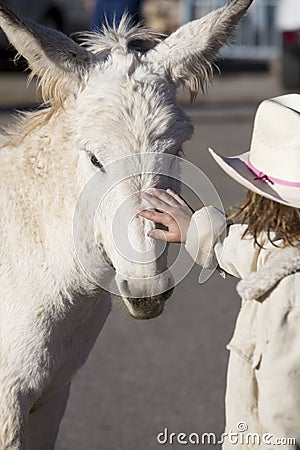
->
[229,190,300,248]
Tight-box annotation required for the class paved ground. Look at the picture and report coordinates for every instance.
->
[0,71,291,450]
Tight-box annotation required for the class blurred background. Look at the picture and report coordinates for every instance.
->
[0,1,299,450]
[1,0,300,89]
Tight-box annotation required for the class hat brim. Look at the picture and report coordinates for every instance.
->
[209,148,300,209]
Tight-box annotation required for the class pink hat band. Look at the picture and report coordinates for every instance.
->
[247,158,300,188]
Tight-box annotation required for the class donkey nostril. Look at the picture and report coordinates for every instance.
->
[115,274,131,297]
[120,279,128,289]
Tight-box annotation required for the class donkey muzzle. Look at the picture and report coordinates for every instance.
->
[116,272,174,320]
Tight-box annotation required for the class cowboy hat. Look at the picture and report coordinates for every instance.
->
[209,93,300,208]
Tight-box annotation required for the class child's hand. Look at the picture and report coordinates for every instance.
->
[137,188,194,243]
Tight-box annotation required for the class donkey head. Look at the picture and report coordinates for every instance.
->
[0,0,252,319]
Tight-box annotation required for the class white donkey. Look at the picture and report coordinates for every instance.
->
[0,1,252,449]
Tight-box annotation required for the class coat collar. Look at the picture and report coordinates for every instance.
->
[237,244,300,301]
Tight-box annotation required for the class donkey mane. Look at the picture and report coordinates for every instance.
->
[79,15,166,55]
[79,15,215,100]
[0,108,56,148]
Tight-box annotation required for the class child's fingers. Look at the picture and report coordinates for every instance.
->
[147,229,167,241]
[167,189,195,213]
[141,191,172,213]
[148,188,180,207]
[148,228,181,243]
[166,189,188,206]
[137,209,162,222]
[137,209,170,227]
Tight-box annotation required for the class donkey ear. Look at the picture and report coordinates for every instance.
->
[0,4,96,106]
[146,0,253,100]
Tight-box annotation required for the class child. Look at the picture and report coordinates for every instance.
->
[138,94,300,448]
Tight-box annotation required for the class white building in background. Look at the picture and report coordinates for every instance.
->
[180,0,281,61]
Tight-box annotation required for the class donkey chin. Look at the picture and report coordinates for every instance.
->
[116,274,174,320]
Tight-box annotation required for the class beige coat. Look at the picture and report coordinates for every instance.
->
[185,206,300,449]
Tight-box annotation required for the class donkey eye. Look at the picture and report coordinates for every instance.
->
[89,153,105,171]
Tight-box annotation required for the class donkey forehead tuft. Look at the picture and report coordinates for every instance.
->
[78,14,165,56]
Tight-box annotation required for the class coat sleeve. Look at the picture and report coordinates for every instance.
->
[185,206,266,279]
[184,206,227,269]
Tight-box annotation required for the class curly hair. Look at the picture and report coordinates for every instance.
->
[229,190,300,248]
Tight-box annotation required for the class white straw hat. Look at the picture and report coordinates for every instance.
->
[209,94,300,208]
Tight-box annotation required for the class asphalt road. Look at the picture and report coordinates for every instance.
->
[0,89,272,450]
